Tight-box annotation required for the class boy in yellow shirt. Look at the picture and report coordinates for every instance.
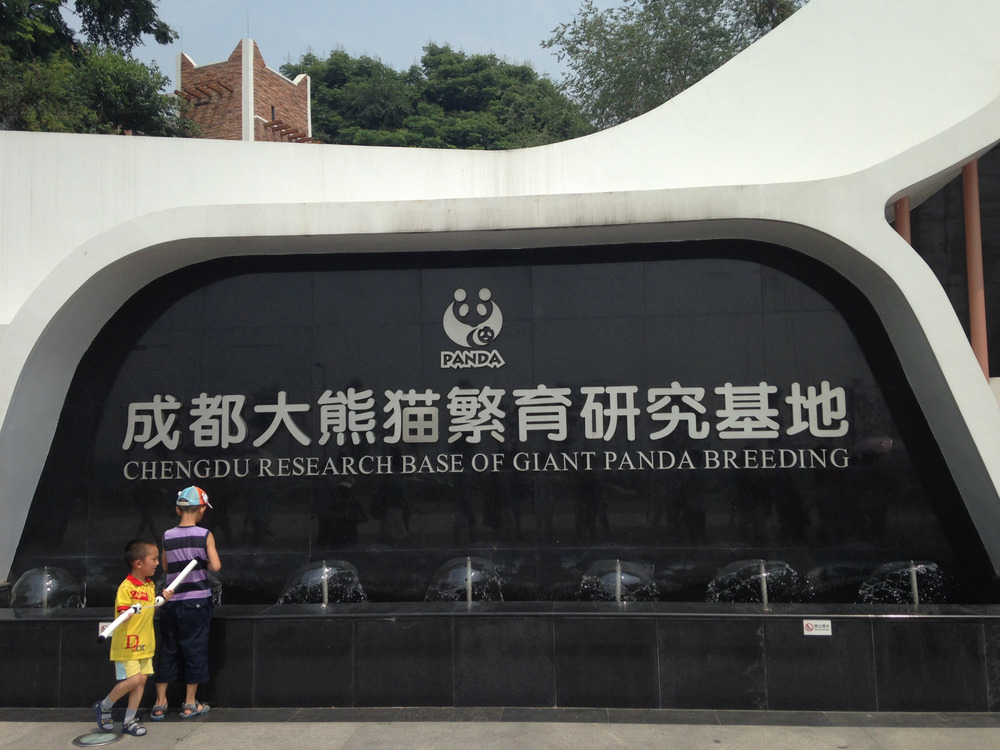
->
[93,539,172,736]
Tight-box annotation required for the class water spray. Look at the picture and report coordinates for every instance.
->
[466,557,473,605]
[759,560,769,610]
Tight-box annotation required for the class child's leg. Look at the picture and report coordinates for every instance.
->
[95,674,140,730]
[179,683,211,716]
[153,682,169,714]
[105,674,142,706]
[185,684,198,706]
[177,601,212,717]
[121,674,148,737]
[154,602,180,714]
[125,674,147,718]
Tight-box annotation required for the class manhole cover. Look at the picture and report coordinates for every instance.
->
[72,731,121,747]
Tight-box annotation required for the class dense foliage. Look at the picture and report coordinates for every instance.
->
[281,43,594,149]
[0,0,196,135]
[1,0,803,140]
[544,0,803,129]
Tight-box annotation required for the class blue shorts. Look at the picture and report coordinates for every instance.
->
[156,598,212,684]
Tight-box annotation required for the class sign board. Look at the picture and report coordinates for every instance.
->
[803,619,832,636]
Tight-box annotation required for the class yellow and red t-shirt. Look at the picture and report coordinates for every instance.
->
[109,574,156,662]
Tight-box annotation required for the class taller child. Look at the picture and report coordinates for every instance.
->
[152,485,222,720]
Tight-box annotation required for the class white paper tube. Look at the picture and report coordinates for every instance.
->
[98,603,141,641]
[154,558,199,606]
[100,559,201,641]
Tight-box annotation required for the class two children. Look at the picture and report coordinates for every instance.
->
[95,485,221,734]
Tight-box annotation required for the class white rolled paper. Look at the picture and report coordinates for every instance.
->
[154,558,200,607]
[98,602,141,641]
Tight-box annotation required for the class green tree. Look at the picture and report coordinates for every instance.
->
[0,46,196,134]
[72,0,173,52]
[81,46,196,135]
[281,43,593,149]
[0,0,193,136]
[0,51,91,130]
[335,56,416,131]
[1,0,173,61]
[1,0,75,60]
[544,0,803,129]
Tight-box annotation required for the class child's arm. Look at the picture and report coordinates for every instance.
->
[101,580,139,641]
[205,531,222,572]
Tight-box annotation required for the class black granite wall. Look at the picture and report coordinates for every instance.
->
[3,604,998,712]
[13,241,996,607]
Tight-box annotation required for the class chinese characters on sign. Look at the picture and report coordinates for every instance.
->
[123,381,848,451]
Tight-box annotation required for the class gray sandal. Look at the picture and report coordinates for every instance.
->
[179,702,210,719]
[93,700,113,731]
[122,718,147,736]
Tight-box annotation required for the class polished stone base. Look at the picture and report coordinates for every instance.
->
[2,602,998,711]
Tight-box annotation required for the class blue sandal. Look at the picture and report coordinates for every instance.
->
[150,704,167,721]
[122,718,146,736]
[179,702,210,719]
[93,700,112,731]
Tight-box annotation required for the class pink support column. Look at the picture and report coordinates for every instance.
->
[894,196,911,244]
[964,159,989,378]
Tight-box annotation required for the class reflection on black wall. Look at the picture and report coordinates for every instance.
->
[13,241,995,605]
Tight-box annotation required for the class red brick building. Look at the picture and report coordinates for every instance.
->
[176,39,313,143]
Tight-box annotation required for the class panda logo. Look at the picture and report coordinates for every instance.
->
[443,288,503,348]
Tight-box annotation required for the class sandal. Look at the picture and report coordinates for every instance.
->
[179,702,210,719]
[93,700,112,731]
[122,718,147,736]
[150,704,167,721]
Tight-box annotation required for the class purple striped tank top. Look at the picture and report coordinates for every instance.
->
[162,525,211,601]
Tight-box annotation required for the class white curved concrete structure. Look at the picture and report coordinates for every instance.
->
[3,0,1000,579]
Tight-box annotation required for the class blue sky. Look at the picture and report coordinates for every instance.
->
[132,1,623,87]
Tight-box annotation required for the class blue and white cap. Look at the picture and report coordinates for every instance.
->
[176,485,212,509]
